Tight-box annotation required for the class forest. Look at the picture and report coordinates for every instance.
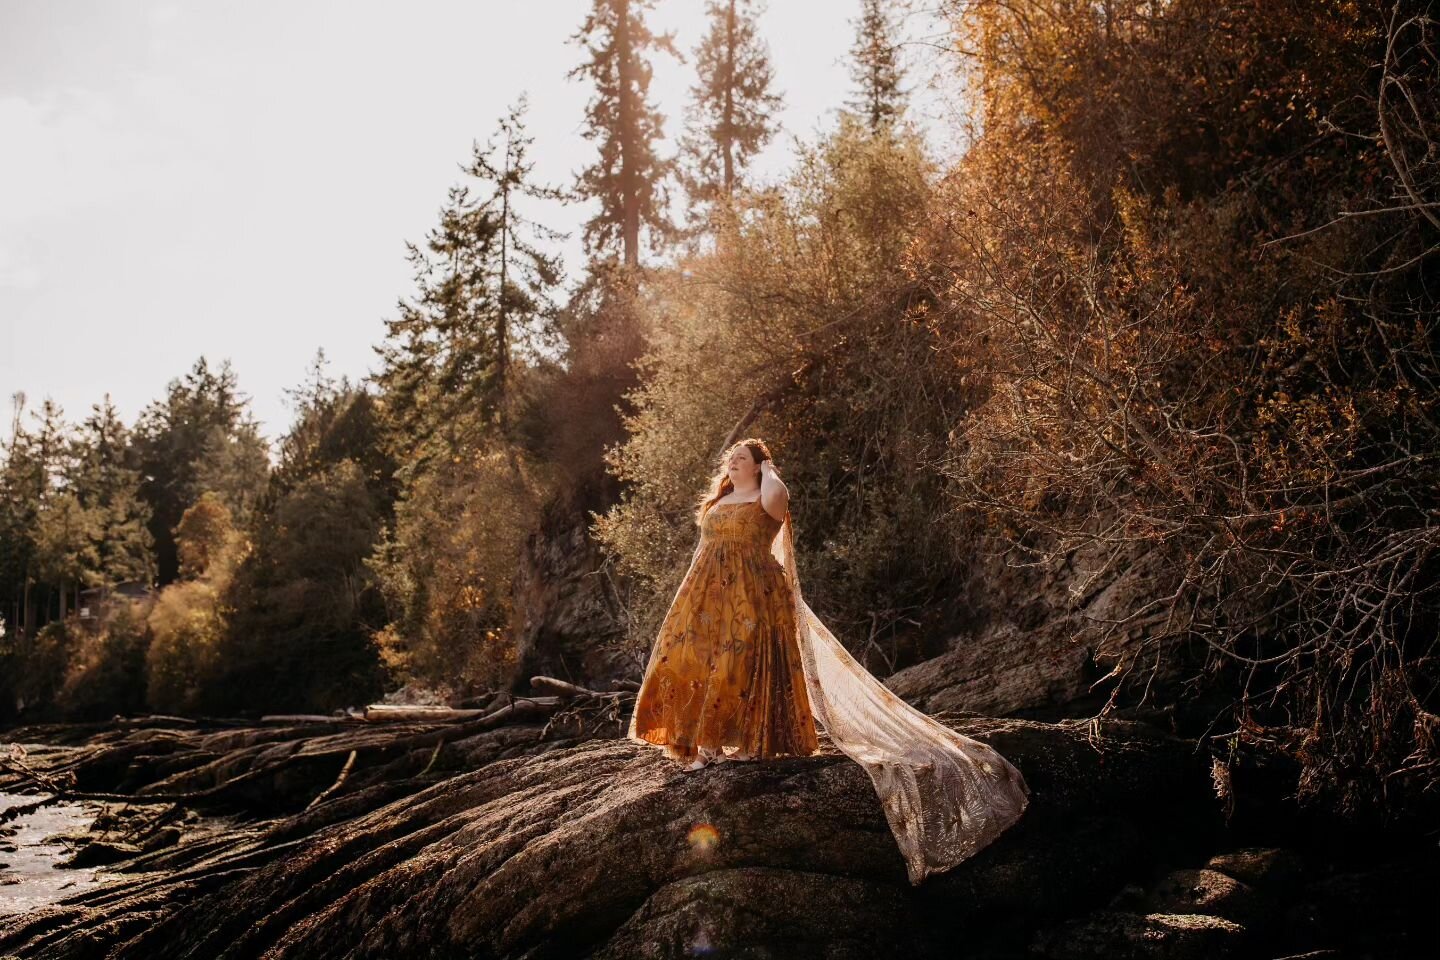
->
[2,1,1438,955]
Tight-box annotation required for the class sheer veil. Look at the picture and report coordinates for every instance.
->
[772,506,1030,885]
[628,501,1031,886]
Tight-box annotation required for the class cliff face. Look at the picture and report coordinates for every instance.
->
[510,503,632,691]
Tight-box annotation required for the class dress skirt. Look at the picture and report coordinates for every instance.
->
[629,500,820,760]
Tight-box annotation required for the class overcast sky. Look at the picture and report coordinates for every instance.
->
[1,0,961,454]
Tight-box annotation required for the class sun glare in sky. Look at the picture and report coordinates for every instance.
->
[0,0,960,449]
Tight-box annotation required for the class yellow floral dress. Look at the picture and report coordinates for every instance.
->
[630,498,820,760]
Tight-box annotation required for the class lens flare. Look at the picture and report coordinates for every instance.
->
[687,927,715,956]
[686,823,721,853]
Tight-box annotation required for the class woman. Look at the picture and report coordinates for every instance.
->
[628,438,1032,885]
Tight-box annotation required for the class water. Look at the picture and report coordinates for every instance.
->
[0,788,121,917]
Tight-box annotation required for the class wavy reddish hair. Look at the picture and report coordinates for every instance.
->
[693,437,778,525]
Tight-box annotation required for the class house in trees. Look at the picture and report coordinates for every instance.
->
[77,579,155,622]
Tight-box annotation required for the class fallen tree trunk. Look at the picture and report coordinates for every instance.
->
[359,705,488,723]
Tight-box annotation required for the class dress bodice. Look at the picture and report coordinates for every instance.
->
[701,499,783,550]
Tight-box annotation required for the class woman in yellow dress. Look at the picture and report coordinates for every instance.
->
[630,439,818,769]
[628,438,1032,885]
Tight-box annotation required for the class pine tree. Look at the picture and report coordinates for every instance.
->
[275,349,394,507]
[276,350,340,489]
[373,176,503,472]
[847,0,907,134]
[217,357,396,716]
[69,395,155,590]
[24,399,96,621]
[284,347,341,419]
[132,357,269,585]
[30,398,74,504]
[0,395,54,634]
[33,490,101,621]
[0,395,39,640]
[192,415,270,528]
[374,98,566,471]
[679,0,783,230]
[568,0,682,267]
[463,94,568,440]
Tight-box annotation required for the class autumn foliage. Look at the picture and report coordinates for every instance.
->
[911,0,1440,819]
[596,0,1438,823]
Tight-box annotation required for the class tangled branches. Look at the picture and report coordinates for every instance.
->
[922,0,1440,821]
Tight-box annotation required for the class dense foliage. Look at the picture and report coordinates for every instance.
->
[905,0,1439,819]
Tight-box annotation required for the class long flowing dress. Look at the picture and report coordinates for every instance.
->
[628,497,1032,885]
[629,498,819,759]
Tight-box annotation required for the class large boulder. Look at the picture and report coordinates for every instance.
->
[888,542,1190,720]
[1142,868,1262,928]
[1030,911,1248,960]
[1203,846,1307,890]
[884,620,1096,718]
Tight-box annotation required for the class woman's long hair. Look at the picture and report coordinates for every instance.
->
[694,437,778,524]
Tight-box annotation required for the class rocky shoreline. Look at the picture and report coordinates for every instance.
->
[1,702,1434,959]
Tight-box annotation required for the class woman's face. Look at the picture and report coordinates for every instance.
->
[727,446,760,485]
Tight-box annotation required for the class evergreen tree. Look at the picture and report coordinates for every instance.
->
[376,179,500,472]
[193,416,271,527]
[69,395,155,589]
[461,95,568,441]
[847,0,907,134]
[568,0,682,267]
[28,400,83,620]
[0,394,42,641]
[374,99,566,474]
[1,399,97,623]
[217,370,394,715]
[29,398,74,503]
[274,351,395,510]
[679,0,783,228]
[31,490,103,621]
[286,347,340,416]
[132,357,270,585]
[268,354,392,522]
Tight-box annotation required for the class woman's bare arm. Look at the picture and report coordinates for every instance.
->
[758,460,789,522]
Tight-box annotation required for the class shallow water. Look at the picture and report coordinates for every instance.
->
[0,786,119,917]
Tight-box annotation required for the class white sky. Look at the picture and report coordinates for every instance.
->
[1,0,962,453]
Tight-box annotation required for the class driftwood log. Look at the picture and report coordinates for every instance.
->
[0,677,601,820]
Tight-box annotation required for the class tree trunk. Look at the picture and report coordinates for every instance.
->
[723,0,736,195]
[618,0,640,268]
